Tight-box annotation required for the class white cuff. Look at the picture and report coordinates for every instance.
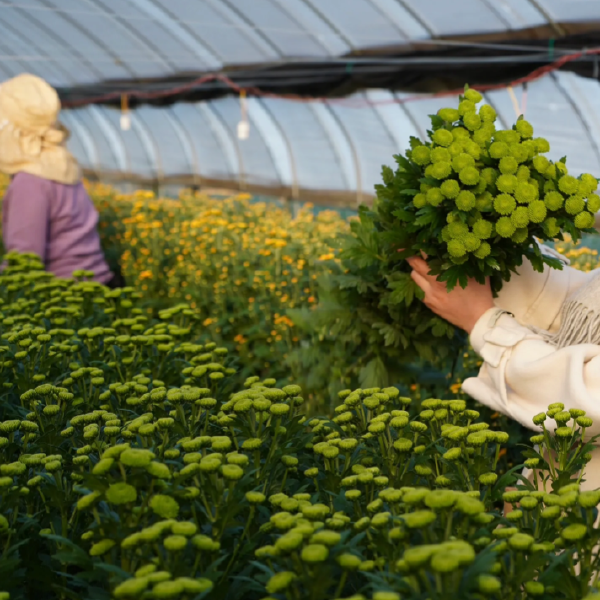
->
[470,308,533,368]
[470,307,514,354]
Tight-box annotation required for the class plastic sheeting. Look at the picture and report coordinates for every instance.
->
[1,0,600,87]
[61,71,600,202]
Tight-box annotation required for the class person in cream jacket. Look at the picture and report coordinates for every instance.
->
[406,213,600,491]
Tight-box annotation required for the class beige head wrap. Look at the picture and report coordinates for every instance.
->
[0,73,80,184]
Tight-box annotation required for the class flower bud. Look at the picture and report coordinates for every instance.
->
[266,572,296,595]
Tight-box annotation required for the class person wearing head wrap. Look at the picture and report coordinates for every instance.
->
[0,73,123,287]
[406,230,600,491]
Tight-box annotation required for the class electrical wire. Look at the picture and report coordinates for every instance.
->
[61,46,600,109]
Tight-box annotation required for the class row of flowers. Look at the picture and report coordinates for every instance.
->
[1,253,600,599]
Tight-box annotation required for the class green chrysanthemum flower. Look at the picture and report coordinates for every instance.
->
[476,192,493,211]
[511,228,529,244]
[473,242,491,259]
[543,217,560,237]
[581,172,599,191]
[489,141,509,159]
[120,448,155,468]
[528,201,547,223]
[472,128,493,147]
[114,578,150,598]
[559,175,579,195]
[481,167,498,186]
[448,141,465,158]
[510,206,530,228]
[464,88,483,103]
[266,572,296,594]
[494,194,516,215]
[516,165,530,182]
[458,99,477,116]
[463,233,481,252]
[106,482,137,505]
[463,112,481,131]
[411,145,431,166]
[431,147,451,163]
[150,495,180,519]
[544,191,564,211]
[587,193,600,213]
[500,129,522,144]
[447,221,469,239]
[566,195,585,215]
[412,193,427,209]
[499,156,518,175]
[562,523,587,541]
[459,166,479,186]
[433,129,453,147]
[452,153,475,172]
[533,155,549,174]
[440,179,460,199]
[509,532,534,551]
[455,190,476,211]
[472,219,493,239]
[575,211,595,229]
[515,182,538,204]
[403,509,437,529]
[452,126,470,140]
[153,580,186,599]
[515,119,534,139]
[438,225,452,243]
[90,539,116,557]
[430,161,452,180]
[438,108,460,122]
[509,143,529,164]
[479,104,496,122]
[496,174,517,193]
[496,217,516,238]
[544,163,557,179]
[464,140,481,159]
[301,543,329,563]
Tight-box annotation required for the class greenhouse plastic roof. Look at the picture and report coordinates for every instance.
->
[61,71,600,204]
[2,0,600,87]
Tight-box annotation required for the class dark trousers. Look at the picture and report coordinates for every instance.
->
[106,269,126,289]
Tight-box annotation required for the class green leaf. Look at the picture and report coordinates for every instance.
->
[429,114,444,129]
[381,165,394,185]
[387,273,418,307]
[359,356,390,388]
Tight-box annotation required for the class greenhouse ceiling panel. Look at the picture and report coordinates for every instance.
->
[2,0,600,87]
[61,71,600,203]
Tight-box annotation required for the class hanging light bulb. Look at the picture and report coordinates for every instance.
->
[120,94,131,131]
[237,89,249,140]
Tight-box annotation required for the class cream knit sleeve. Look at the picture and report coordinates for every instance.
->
[493,245,594,332]
[462,309,600,437]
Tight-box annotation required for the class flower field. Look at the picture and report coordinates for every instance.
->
[90,184,350,411]
[2,252,600,600]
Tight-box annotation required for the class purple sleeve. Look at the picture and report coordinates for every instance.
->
[3,175,50,262]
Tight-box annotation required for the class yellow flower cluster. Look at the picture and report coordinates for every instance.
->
[555,234,600,272]
[89,183,348,385]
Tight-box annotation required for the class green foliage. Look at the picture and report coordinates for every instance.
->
[1,253,600,600]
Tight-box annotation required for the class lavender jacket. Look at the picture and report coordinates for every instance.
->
[2,172,112,283]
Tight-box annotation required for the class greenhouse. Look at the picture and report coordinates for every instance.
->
[1,2,600,600]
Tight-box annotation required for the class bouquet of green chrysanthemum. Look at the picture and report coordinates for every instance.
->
[380,85,599,292]
[303,85,599,391]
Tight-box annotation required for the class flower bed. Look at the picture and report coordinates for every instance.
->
[1,253,600,599]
